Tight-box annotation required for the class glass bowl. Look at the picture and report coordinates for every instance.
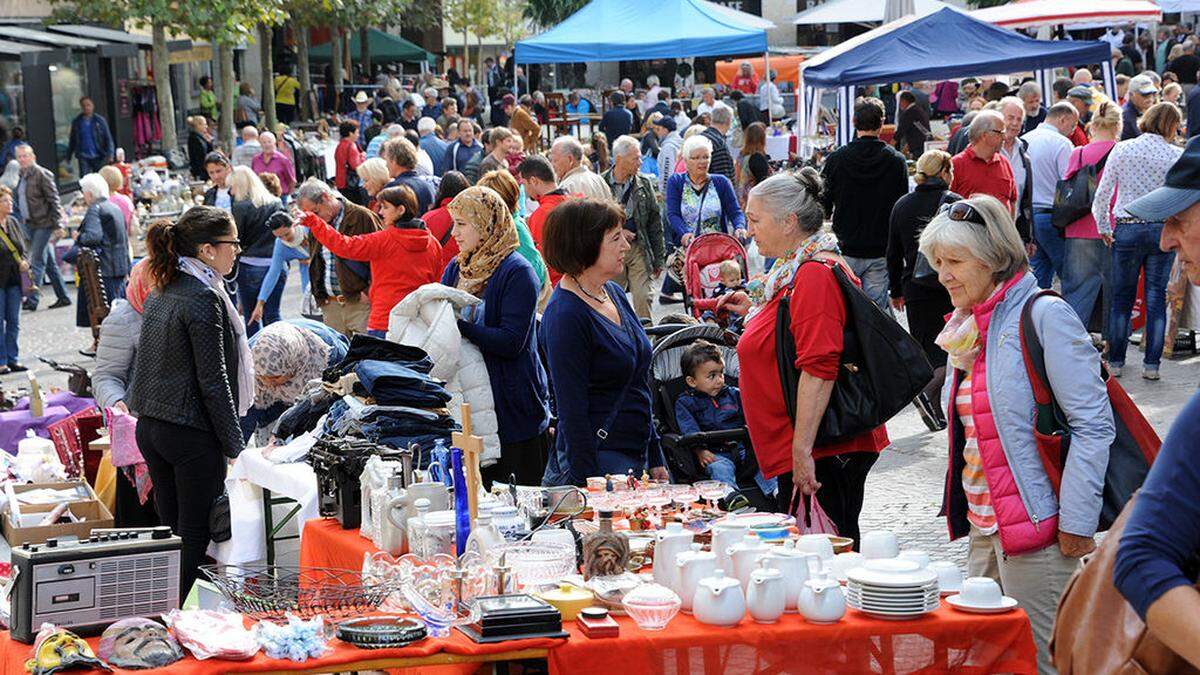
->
[621,583,681,631]
[487,542,577,590]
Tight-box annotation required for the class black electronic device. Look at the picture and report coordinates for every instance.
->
[458,594,567,644]
[9,526,182,643]
[308,437,406,529]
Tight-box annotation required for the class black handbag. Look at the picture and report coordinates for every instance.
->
[1052,147,1113,230]
[209,492,231,543]
[775,261,934,445]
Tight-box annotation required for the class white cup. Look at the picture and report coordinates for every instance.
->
[795,534,835,560]
[898,549,931,569]
[928,561,963,594]
[831,552,864,579]
[959,576,1004,607]
[860,530,900,560]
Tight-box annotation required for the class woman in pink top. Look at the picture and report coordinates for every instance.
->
[99,165,137,242]
[1060,101,1121,332]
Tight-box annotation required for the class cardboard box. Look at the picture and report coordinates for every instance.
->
[1,481,114,546]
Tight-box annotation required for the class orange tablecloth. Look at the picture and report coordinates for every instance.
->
[303,518,1039,675]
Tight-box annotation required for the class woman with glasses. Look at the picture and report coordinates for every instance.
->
[129,206,252,601]
[919,195,1114,675]
[886,150,960,431]
[1092,101,1183,380]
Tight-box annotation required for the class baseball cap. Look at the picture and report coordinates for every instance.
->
[652,115,676,132]
[1066,86,1094,104]
[1125,135,1200,221]
[1128,74,1160,96]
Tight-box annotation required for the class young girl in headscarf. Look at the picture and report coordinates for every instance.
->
[442,186,550,486]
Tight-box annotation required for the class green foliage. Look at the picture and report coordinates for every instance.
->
[524,0,587,29]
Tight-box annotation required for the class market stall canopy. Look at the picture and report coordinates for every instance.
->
[1157,0,1200,11]
[971,0,1162,30]
[514,0,768,64]
[309,29,433,65]
[716,55,805,87]
[0,25,136,58]
[800,7,1113,88]
[793,0,957,25]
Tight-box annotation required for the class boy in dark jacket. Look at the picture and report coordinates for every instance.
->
[674,340,775,496]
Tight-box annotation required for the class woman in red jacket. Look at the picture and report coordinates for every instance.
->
[334,120,366,205]
[421,171,470,273]
[725,169,889,546]
[301,185,442,337]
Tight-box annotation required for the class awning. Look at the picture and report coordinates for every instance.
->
[0,38,50,58]
[47,25,192,52]
[309,28,434,65]
[0,25,135,57]
[793,0,958,25]
[716,55,805,87]
[971,0,1162,30]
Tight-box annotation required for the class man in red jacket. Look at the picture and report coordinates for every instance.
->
[517,155,575,287]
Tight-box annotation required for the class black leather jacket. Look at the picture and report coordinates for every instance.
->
[130,274,243,458]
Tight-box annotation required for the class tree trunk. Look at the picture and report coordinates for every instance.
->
[476,33,483,94]
[218,42,236,151]
[359,27,370,79]
[212,49,222,113]
[343,29,353,86]
[331,27,344,113]
[297,28,313,121]
[151,22,178,155]
[463,28,470,87]
[260,24,277,132]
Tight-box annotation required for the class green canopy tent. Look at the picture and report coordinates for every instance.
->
[309,28,434,65]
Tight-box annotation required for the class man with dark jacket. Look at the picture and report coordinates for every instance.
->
[730,90,760,129]
[67,97,113,176]
[603,135,664,320]
[201,151,233,209]
[294,178,380,337]
[820,97,909,313]
[14,144,70,311]
[895,90,930,158]
[382,137,434,215]
[599,91,633,140]
[701,104,737,183]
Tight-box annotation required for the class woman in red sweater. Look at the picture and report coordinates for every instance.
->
[726,169,888,546]
[421,170,470,273]
[301,185,442,337]
[334,120,366,205]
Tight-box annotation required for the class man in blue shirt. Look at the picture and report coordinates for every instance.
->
[417,117,449,176]
[1114,136,1200,662]
[67,97,113,176]
[446,119,483,183]
[346,92,377,149]
[382,136,434,215]
[598,91,633,140]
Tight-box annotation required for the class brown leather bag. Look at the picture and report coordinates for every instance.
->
[1051,494,1200,674]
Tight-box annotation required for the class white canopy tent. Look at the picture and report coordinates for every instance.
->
[793,0,958,26]
[970,0,1163,30]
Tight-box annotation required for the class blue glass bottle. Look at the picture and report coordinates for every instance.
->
[450,446,471,557]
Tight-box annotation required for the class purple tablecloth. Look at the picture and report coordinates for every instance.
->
[12,392,94,416]
[0,406,72,454]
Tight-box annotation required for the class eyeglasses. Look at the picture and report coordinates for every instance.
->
[209,239,242,252]
[941,201,987,227]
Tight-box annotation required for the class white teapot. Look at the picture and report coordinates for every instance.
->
[675,543,717,614]
[760,541,818,612]
[653,521,694,594]
[727,534,769,591]
[692,568,745,627]
[746,561,787,624]
[711,521,748,574]
[799,573,846,625]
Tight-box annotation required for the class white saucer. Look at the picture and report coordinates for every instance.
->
[945,594,1018,614]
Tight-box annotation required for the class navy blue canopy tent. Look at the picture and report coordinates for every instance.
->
[797,8,1116,144]
[514,0,769,65]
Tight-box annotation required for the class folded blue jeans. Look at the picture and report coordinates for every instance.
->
[354,359,451,408]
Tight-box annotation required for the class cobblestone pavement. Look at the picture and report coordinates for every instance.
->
[12,275,1199,568]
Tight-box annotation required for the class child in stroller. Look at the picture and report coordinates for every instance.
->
[673,340,776,498]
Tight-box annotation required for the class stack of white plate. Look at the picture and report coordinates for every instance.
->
[845,559,939,620]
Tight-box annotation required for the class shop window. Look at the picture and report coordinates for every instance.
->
[50,54,88,185]
[0,62,23,150]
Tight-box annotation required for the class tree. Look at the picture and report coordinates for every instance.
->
[444,0,494,86]
[490,0,530,48]
[524,0,586,30]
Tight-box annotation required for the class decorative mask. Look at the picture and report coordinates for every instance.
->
[97,618,184,670]
[25,628,110,675]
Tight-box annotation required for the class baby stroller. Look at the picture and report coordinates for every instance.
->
[681,232,749,326]
[649,324,773,512]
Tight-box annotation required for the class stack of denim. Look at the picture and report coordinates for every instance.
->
[324,399,457,464]
[353,359,451,408]
[324,334,434,382]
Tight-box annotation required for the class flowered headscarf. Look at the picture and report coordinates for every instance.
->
[251,322,330,408]
[125,258,153,314]
[447,186,519,296]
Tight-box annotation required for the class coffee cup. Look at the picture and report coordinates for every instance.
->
[796,534,835,560]
[959,576,1004,607]
[860,530,900,560]
[929,561,963,594]
[898,549,931,568]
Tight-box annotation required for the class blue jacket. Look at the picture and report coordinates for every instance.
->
[258,228,310,303]
[939,273,1114,541]
[420,134,450,176]
[674,385,744,437]
[76,198,130,278]
[665,172,745,241]
[68,113,113,161]
[385,171,435,216]
[442,252,549,444]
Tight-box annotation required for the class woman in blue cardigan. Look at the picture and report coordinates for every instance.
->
[665,133,747,246]
[442,186,550,486]
[539,198,669,486]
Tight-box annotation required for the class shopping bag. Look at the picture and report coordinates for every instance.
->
[790,488,839,536]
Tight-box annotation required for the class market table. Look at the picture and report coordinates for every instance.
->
[301,518,1040,675]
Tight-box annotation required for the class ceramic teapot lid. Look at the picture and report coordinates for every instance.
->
[751,562,782,581]
[698,568,740,593]
[676,542,716,565]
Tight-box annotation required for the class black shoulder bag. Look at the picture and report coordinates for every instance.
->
[1052,147,1114,230]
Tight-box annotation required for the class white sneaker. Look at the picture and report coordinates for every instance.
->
[1143,367,1160,381]
[1108,364,1123,378]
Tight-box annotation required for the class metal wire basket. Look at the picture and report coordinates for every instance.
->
[200,564,406,621]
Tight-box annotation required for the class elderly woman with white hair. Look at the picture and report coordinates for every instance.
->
[919,194,1113,675]
[228,165,284,334]
[665,133,745,248]
[356,157,391,213]
[251,130,296,200]
[73,172,131,349]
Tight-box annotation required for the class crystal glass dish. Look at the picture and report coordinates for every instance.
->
[621,583,681,631]
[487,542,577,590]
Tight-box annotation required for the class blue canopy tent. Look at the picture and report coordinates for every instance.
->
[797,8,1116,145]
[513,0,770,98]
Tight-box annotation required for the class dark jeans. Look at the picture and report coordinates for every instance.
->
[484,430,550,488]
[136,416,227,602]
[237,263,285,337]
[1030,210,1066,290]
[774,451,879,548]
[367,328,387,338]
[77,156,106,176]
[24,225,70,306]
[1062,237,1111,337]
[277,103,297,124]
[0,284,19,365]
[1107,222,1174,368]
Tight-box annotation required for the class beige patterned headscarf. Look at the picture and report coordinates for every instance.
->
[447,186,519,296]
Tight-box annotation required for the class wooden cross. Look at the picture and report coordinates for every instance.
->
[452,402,484,524]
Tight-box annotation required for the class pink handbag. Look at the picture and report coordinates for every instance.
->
[791,488,839,536]
[107,409,143,468]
